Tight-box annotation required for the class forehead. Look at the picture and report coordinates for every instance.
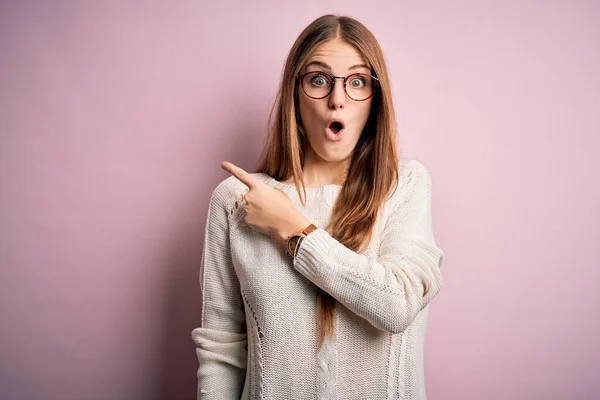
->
[304,38,369,73]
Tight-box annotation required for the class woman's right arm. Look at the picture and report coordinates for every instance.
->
[191,179,247,399]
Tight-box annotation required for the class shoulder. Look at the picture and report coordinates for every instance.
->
[209,172,273,210]
[388,157,435,205]
[398,158,433,187]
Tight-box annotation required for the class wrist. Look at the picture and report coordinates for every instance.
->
[284,222,318,258]
[279,215,312,242]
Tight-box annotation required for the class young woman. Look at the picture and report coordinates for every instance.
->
[192,14,445,400]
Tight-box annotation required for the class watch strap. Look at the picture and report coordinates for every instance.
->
[286,223,317,258]
[301,223,318,236]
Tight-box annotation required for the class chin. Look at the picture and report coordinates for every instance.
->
[306,133,357,163]
[314,147,353,163]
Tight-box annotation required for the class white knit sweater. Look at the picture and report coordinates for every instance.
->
[191,158,444,400]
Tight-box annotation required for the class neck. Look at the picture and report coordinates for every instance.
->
[298,148,350,187]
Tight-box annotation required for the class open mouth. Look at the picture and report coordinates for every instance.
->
[329,121,344,134]
[325,118,346,141]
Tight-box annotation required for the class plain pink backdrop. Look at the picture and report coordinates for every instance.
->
[1,1,599,399]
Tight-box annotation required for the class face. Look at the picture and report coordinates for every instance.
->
[297,38,374,164]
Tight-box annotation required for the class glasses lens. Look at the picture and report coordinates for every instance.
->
[302,72,332,99]
[345,73,375,101]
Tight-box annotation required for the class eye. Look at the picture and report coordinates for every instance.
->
[349,75,367,88]
[310,74,330,87]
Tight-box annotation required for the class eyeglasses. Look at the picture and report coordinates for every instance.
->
[297,71,379,101]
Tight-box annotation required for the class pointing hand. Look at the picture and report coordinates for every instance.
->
[221,161,311,242]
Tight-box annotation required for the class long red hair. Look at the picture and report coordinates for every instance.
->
[255,14,400,350]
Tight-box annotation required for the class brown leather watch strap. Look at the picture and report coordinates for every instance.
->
[301,223,318,236]
[286,223,318,258]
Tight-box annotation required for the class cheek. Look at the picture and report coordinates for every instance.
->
[298,95,322,130]
[352,101,373,135]
[360,101,373,122]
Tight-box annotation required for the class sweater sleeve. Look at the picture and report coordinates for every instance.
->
[292,159,444,334]
[191,181,248,399]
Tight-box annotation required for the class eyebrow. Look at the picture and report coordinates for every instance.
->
[304,60,371,72]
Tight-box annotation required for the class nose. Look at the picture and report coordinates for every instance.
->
[327,77,346,110]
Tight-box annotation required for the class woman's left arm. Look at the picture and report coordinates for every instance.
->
[293,160,444,334]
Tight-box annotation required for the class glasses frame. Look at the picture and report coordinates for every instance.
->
[296,70,380,101]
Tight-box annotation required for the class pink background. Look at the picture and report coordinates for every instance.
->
[1,1,599,399]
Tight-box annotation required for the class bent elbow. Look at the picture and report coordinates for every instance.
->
[374,298,421,334]
[381,279,443,334]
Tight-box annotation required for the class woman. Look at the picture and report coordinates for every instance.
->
[192,14,444,400]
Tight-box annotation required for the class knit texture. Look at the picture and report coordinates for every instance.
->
[191,158,444,400]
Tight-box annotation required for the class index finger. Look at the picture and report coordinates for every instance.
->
[221,161,259,189]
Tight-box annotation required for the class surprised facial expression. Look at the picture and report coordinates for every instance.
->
[297,38,375,163]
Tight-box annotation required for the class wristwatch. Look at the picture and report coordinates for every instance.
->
[286,223,318,258]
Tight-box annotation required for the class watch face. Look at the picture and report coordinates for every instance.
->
[288,236,299,255]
